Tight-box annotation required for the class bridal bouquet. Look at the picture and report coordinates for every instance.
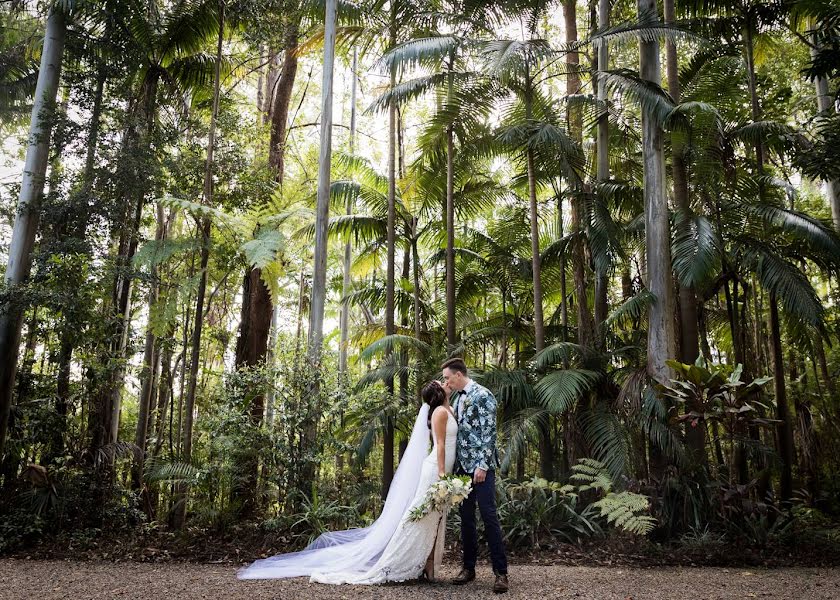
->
[408,475,473,522]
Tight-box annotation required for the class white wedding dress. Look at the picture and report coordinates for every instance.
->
[310,407,457,584]
[237,404,457,584]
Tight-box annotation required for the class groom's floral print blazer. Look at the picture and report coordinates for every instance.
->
[453,380,500,474]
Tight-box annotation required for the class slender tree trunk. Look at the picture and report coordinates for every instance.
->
[593,0,610,339]
[557,194,568,348]
[565,0,594,351]
[769,293,794,502]
[638,0,676,386]
[304,0,336,496]
[173,5,225,527]
[339,48,358,377]
[664,0,704,462]
[382,10,397,500]
[132,203,167,492]
[445,122,457,349]
[815,337,837,400]
[412,224,422,402]
[527,155,544,352]
[240,23,299,373]
[810,28,840,231]
[398,248,410,460]
[445,51,457,350]
[264,49,280,124]
[526,74,553,479]
[0,8,66,456]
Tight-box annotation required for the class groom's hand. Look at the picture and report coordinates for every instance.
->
[473,468,487,484]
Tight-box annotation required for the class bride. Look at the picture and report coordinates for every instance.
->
[237,380,457,584]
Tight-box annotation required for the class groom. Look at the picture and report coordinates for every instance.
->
[442,358,509,594]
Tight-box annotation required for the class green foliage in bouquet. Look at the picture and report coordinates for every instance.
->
[408,475,472,522]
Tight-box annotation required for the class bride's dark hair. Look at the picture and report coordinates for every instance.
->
[421,381,446,429]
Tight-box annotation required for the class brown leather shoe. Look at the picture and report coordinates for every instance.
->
[493,573,509,594]
[451,568,475,585]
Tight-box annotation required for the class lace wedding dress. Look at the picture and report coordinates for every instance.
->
[237,404,457,584]
[310,407,457,584]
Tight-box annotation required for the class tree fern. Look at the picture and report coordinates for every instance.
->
[570,459,655,535]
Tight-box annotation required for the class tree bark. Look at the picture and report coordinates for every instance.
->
[268,24,300,179]
[810,29,840,231]
[339,48,358,377]
[769,293,794,502]
[445,121,457,350]
[593,0,610,340]
[638,0,677,386]
[0,8,66,456]
[565,0,594,352]
[382,10,398,500]
[132,203,167,493]
[303,0,336,498]
[664,0,704,461]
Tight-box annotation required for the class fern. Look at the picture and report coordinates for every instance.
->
[144,457,201,484]
[592,492,656,535]
[570,458,614,493]
[569,459,656,536]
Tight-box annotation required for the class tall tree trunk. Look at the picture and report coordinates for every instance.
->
[173,4,224,527]
[132,203,167,493]
[382,9,397,500]
[0,8,66,456]
[564,0,594,351]
[810,28,840,231]
[769,293,794,503]
[593,0,610,339]
[412,223,422,402]
[264,49,281,124]
[664,0,704,461]
[238,22,299,372]
[445,53,457,350]
[268,23,300,177]
[339,48,358,377]
[525,68,553,480]
[638,0,676,386]
[526,152,545,352]
[304,0,337,495]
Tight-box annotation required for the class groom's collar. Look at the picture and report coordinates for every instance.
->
[462,378,476,395]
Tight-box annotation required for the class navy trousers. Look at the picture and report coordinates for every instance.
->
[458,469,508,575]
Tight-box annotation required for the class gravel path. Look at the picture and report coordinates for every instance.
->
[1,560,837,600]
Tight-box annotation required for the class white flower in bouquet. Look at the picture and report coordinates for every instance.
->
[408,475,473,522]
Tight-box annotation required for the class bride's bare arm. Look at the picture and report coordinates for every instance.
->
[432,408,448,478]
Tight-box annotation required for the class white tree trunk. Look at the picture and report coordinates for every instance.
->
[0,8,66,454]
[308,0,337,357]
[811,31,840,232]
[638,0,676,384]
[339,48,357,376]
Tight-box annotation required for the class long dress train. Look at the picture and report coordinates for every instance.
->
[310,408,457,584]
[237,404,457,584]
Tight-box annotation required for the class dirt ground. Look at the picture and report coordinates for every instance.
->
[1,559,838,600]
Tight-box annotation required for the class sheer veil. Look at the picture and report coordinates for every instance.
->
[237,403,431,580]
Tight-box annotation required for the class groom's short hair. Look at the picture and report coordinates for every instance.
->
[441,357,468,375]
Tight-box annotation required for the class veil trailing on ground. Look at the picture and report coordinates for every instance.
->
[237,403,431,580]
